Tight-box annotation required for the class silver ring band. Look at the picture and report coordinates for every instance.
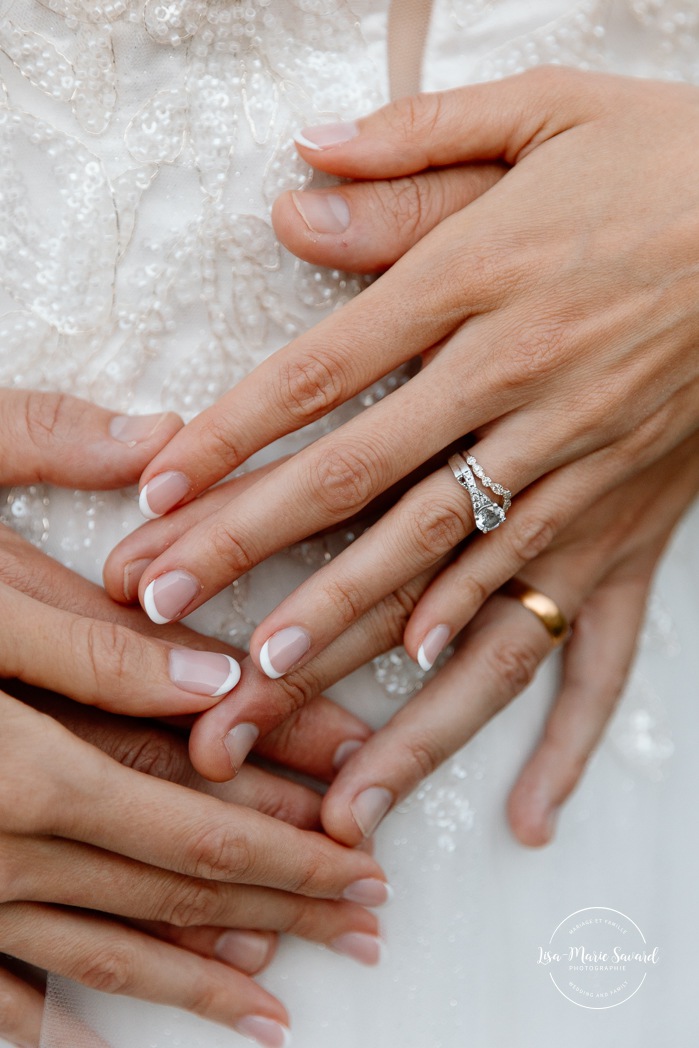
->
[449,452,511,533]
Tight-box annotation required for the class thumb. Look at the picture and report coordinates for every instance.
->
[0,389,182,489]
[294,66,602,178]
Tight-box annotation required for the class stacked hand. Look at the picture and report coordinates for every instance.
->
[103,69,699,844]
[0,391,388,1048]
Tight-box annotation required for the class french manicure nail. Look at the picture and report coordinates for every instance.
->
[416,623,451,671]
[139,471,191,519]
[224,722,260,773]
[143,570,200,625]
[330,932,385,967]
[259,627,311,679]
[168,649,241,697]
[332,738,364,771]
[295,121,359,151]
[215,930,270,973]
[109,412,168,445]
[342,878,393,907]
[350,787,393,838]
[235,1015,291,1048]
[292,191,350,234]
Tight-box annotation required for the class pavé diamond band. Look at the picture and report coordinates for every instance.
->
[448,452,512,533]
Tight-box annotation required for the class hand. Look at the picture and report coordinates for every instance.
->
[107,69,699,686]
[0,686,385,1046]
[0,389,387,1043]
[318,433,699,847]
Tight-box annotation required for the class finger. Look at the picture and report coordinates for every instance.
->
[134,923,278,976]
[0,903,291,1039]
[5,836,381,947]
[12,689,326,829]
[293,66,607,177]
[0,582,242,716]
[507,568,652,848]
[103,465,279,602]
[0,533,374,781]
[0,964,44,1047]
[0,389,182,488]
[271,162,505,272]
[188,568,439,783]
[1,699,386,897]
[133,202,496,517]
[320,595,560,846]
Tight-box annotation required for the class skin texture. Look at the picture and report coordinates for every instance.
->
[0,390,387,1044]
[103,69,698,843]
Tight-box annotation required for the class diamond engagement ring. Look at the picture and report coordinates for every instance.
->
[448,452,512,533]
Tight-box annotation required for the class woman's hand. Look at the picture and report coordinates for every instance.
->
[109,69,699,684]
[0,687,386,1046]
[187,433,699,856]
[0,388,388,1044]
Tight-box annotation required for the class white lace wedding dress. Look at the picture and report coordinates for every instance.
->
[0,1,698,1046]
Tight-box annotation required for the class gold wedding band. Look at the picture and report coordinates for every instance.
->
[501,578,570,646]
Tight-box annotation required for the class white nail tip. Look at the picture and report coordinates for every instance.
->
[143,580,170,625]
[259,639,283,679]
[416,644,433,672]
[211,656,242,697]
[138,484,161,520]
[293,132,322,152]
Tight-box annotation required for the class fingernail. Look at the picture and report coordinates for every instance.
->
[330,932,385,966]
[123,557,152,602]
[109,412,168,446]
[332,738,364,771]
[235,1015,291,1048]
[342,878,393,907]
[416,623,451,671]
[215,930,270,974]
[258,627,311,679]
[292,191,350,234]
[143,570,201,625]
[350,787,393,838]
[139,471,191,519]
[223,722,260,773]
[168,649,241,697]
[295,121,358,151]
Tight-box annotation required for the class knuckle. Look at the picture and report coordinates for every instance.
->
[502,319,569,387]
[77,618,134,688]
[402,729,448,782]
[117,732,186,783]
[322,575,365,628]
[390,91,444,142]
[487,638,541,699]
[278,354,346,425]
[379,176,430,239]
[409,499,468,561]
[312,442,381,519]
[164,879,221,927]
[72,941,135,995]
[509,513,558,564]
[209,520,257,577]
[21,391,75,452]
[200,412,246,474]
[186,822,255,882]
